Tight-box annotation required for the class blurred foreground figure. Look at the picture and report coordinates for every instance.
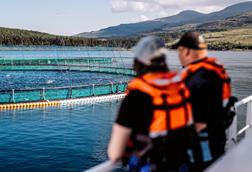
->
[108,36,202,172]
[172,31,237,171]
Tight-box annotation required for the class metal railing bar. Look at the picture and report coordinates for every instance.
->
[0,82,128,92]
[235,95,252,108]
[237,124,251,136]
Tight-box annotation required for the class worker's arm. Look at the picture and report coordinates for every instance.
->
[108,123,132,163]
[108,90,153,163]
[195,122,207,132]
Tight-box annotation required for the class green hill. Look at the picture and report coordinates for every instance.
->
[0,27,93,46]
[0,27,136,48]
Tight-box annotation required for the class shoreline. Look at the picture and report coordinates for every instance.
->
[0,45,251,52]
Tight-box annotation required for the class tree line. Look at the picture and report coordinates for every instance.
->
[0,27,137,48]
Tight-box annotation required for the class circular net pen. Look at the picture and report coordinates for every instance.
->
[0,56,135,110]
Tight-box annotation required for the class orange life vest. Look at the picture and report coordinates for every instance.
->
[180,57,231,106]
[127,72,193,138]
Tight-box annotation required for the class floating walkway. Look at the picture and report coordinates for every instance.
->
[0,82,127,103]
[0,93,126,111]
[0,57,135,110]
[0,81,128,110]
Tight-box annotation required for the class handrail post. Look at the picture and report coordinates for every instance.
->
[111,82,114,94]
[115,83,118,93]
[88,59,90,71]
[226,115,237,150]
[92,84,95,96]
[67,87,73,99]
[245,100,252,137]
[119,81,122,93]
[11,89,15,103]
[40,88,46,100]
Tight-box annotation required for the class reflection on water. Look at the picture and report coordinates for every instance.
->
[0,50,251,171]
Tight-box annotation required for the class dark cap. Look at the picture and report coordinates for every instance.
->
[171,31,207,50]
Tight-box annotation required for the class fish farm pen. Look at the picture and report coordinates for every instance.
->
[0,56,135,109]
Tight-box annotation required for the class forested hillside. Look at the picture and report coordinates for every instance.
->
[0,27,136,48]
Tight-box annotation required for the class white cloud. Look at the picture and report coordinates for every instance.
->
[140,14,149,21]
[111,0,162,12]
[111,0,247,15]
[129,14,150,23]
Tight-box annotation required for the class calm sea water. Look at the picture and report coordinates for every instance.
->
[0,49,251,171]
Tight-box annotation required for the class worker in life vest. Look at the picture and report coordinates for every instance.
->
[172,31,237,171]
[108,36,203,172]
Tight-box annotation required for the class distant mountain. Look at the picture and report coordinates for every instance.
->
[76,1,252,38]
[197,12,252,30]
[200,1,252,22]
[76,10,204,38]
[74,11,204,38]
[151,11,252,35]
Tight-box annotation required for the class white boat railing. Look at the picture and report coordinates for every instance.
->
[206,95,252,171]
[227,95,252,147]
[237,95,252,137]
[84,95,252,172]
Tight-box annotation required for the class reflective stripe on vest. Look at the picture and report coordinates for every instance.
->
[127,72,194,138]
[180,57,231,106]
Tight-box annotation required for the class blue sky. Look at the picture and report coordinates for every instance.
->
[0,0,248,35]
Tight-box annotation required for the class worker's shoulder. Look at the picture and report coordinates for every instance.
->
[188,57,224,69]
[124,90,152,104]
[185,68,222,89]
[188,57,224,80]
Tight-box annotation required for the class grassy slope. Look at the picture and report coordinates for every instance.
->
[204,27,252,50]
[166,27,252,50]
